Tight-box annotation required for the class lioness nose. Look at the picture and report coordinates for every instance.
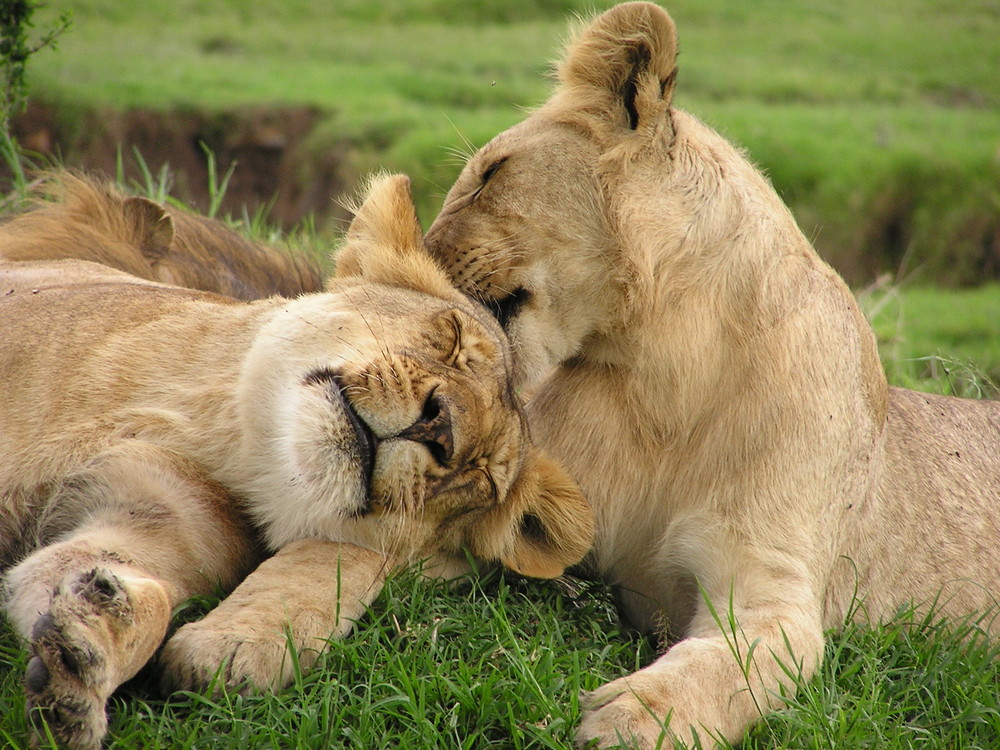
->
[396,393,454,465]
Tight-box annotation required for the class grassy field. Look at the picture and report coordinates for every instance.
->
[3,566,1000,749]
[20,0,1000,285]
[860,280,1000,390]
[2,1,1000,748]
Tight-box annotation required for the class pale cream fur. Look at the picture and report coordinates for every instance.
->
[0,174,593,750]
[425,3,1000,747]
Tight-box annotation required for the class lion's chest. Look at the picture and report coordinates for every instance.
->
[527,369,704,634]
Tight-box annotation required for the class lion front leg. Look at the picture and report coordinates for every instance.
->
[577,564,825,749]
[160,539,391,694]
[1,442,258,750]
[13,564,170,750]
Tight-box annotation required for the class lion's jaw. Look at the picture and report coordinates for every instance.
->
[425,119,623,388]
[228,287,527,558]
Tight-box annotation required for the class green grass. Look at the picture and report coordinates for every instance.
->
[20,0,1000,284]
[860,281,1000,393]
[4,570,1000,749]
[744,607,1000,750]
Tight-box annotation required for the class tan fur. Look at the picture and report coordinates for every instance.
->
[0,172,324,299]
[0,174,594,750]
[424,3,1000,747]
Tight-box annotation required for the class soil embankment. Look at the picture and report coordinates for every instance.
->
[8,101,353,231]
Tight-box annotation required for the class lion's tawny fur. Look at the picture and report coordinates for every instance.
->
[424,3,1000,747]
[0,172,324,299]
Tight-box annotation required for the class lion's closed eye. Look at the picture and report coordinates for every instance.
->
[471,157,507,201]
[444,311,464,367]
[481,158,506,185]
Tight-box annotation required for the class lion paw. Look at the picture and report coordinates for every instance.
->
[25,568,134,750]
[160,618,304,695]
[577,673,696,750]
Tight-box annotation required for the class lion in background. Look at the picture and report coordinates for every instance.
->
[424,3,1000,747]
[0,173,594,750]
[0,172,324,300]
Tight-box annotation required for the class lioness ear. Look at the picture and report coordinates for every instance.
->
[555,2,677,134]
[334,173,457,299]
[481,450,594,579]
[122,195,175,263]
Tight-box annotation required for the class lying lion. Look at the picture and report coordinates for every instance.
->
[0,174,594,750]
[0,171,324,299]
[424,3,1000,747]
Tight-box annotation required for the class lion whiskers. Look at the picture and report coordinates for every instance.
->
[443,144,477,168]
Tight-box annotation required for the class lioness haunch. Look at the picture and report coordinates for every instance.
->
[0,174,594,750]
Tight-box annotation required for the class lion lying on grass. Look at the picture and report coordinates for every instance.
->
[424,3,1000,747]
[0,172,324,299]
[0,174,593,750]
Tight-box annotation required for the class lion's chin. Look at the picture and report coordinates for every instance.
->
[301,367,378,500]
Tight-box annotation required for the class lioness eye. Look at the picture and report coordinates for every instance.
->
[481,157,506,185]
[471,158,506,201]
[445,311,463,366]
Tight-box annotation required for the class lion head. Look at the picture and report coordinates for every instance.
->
[423,2,782,389]
[236,174,594,578]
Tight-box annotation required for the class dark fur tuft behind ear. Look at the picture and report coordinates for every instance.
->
[551,2,677,136]
[122,196,175,263]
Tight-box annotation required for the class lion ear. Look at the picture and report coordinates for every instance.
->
[488,449,594,579]
[555,1,678,134]
[333,173,457,299]
[122,195,175,263]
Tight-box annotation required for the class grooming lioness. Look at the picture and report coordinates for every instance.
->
[0,174,593,750]
[424,3,1000,747]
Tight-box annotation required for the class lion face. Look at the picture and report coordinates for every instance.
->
[424,119,620,387]
[332,301,521,520]
[247,287,518,540]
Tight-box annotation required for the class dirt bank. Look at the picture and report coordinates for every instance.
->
[7,101,354,230]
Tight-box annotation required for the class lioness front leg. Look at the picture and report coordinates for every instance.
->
[161,539,391,694]
[2,443,258,750]
[578,564,825,749]
[10,562,171,750]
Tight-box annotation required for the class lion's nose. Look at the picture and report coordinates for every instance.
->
[396,392,454,465]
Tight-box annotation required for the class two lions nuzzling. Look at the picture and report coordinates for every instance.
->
[0,174,593,750]
[427,2,1000,747]
[4,3,998,749]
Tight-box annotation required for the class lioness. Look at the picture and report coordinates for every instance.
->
[0,174,594,750]
[424,3,1000,747]
[0,171,324,299]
